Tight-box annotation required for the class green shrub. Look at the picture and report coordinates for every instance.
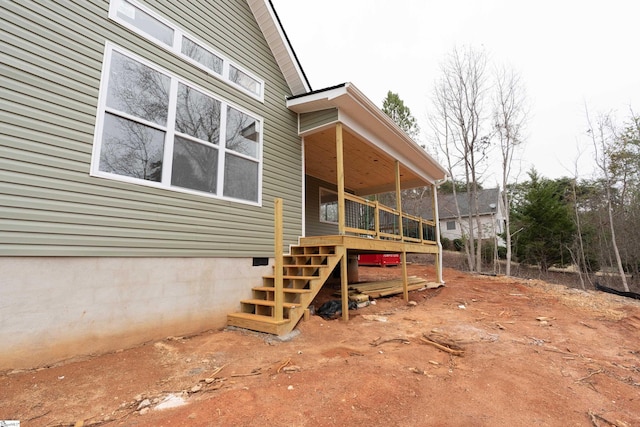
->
[440,237,452,250]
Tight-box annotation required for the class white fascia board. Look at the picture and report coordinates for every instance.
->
[286,85,348,113]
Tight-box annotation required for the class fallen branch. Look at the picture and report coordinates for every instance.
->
[419,336,464,356]
[580,321,597,329]
[208,364,226,377]
[542,347,577,357]
[201,381,225,393]
[27,411,51,422]
[231,368,262,377]
[577,369,604,383]
[370,337,410,347]
[230,372,261,377]
[408,367,426,375]
[588,409,624,427]
[276,358,291,373]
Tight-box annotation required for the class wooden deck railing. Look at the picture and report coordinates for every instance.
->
[342,193,437,244]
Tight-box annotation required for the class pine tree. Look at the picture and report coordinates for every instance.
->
[382,91,419,139]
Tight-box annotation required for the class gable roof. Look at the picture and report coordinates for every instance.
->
[405,188,501,220]
[247,0,311,95]
[438,188,501,219]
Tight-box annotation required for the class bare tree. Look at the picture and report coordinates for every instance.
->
[430,46,490,272]
[586,110,629,292]
[568,145,592,290]
[492,65,527,276]
[429,95,474,269]
[568,177,588,290]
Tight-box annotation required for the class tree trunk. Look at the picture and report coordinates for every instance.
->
[503,189,512,277]
[588,110,629,292]
[606,188,629,292]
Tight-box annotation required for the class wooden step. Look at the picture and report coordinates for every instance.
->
[228,243,344,336]
[253,286,312,294]
[241,298,299,308]
[282,264,322,268]
[288,253,332,258]
[292,245,337,252]
[227,312,290,335]
[264,275,320,281]
[284,254,333,264]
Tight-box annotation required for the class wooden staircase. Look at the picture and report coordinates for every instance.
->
[227,244,343,335]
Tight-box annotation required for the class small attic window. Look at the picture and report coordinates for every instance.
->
[109,0,265,101]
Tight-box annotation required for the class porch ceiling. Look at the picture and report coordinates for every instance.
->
[304,126,422,196]
[287,83,448,196]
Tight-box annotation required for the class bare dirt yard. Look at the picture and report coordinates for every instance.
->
[2,264,640,426]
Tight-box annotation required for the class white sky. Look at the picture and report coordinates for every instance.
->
[271,0,640,184]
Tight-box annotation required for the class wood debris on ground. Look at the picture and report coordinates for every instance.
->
[334,276,442,300]
[420,331,465,356]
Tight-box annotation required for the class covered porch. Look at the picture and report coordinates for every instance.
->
[290,82,448,276]
[228,83,448,335]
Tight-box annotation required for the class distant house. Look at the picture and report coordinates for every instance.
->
[0,0,447,369]
[405,188,506,246]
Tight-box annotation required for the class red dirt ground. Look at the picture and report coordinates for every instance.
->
[2,265,640,426]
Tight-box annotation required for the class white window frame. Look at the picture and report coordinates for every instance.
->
[319,187,339,225]
[108,0,265,102]
[90,42,264,206]
[446,220,456,231]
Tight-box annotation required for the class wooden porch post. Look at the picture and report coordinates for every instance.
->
[395,161,409,301]
[336,123,346,236]
[274,198,284,321]
[339,246,349,322]
[374,200,380,239]
[432,183,444,284]
[335,123,349,321]
[395,160,403,236]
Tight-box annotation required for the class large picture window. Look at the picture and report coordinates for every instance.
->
[109,0,264,100]
[92,44,263,205]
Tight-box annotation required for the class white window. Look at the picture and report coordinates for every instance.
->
[446,220,456,231]
[113,0,174,47]
[229,65,262,97]
[92,44,263,205]
[319,188,338,224]
[181,36,223,75]
[109,0,264,101]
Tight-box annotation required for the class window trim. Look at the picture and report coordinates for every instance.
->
[90,42,264,206]
[108,0,265,102]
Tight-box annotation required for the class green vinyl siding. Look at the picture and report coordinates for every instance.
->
[0,0,302,257]
[300,108,339,133]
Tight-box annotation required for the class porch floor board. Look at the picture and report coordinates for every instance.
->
[299,235,439,254]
